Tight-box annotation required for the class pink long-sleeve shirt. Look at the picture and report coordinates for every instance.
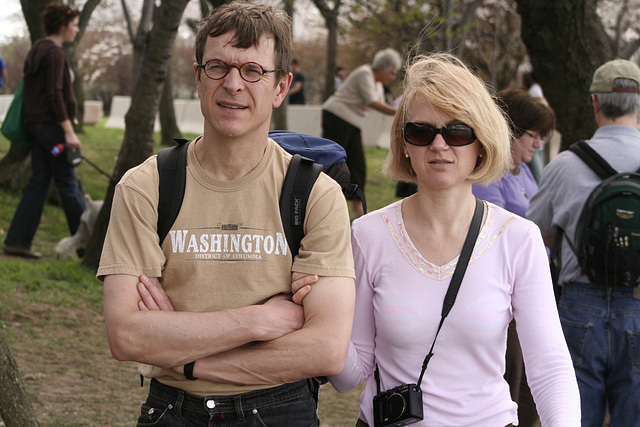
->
[329,200,580,426]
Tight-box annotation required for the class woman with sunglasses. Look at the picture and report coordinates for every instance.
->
[472,89,556,427]
[297,53,579,426]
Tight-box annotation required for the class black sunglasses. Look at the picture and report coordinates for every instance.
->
[403,122,477,147]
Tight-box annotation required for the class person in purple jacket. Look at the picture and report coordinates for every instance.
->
[473,89,555,218]
[473,88,555,427]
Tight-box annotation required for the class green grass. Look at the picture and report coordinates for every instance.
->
[0,121,398,425]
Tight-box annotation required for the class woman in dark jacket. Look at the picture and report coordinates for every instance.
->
[4,2,85,259]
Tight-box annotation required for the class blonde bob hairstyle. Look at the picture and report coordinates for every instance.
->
[384,53,512,186]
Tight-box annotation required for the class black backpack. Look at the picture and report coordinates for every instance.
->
[554,140,640,287]
[156,131,366,257]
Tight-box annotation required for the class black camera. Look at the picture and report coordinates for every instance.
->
[373,383,423,427]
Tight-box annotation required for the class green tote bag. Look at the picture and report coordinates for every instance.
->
[1,81,29,146]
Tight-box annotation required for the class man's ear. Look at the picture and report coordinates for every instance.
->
[273,72,293,109]
[193,62,202,95]
[590,94,599,113]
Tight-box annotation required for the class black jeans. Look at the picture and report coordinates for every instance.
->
[5,122,85,248]
[321,110,366,192]
[137,379,319,426]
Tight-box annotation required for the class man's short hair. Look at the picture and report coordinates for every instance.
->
[371,48,402,72]
[384,53,512,186]
[194,1,293,81]
[591,59,640,120]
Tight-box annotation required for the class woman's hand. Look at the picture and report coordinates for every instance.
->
[61,119,81,149]
[291,272,319,305]
[137,275,175,311]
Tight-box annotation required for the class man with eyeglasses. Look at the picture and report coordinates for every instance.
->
[98,2,355,425]
[527,59,640,427]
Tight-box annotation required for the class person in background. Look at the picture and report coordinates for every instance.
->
[521,70,548,105]
[99,2,355,425]
[472,88,556,427]
[473,89,555,217]
[528,58,640,427]
[334,65,347,90]
[4,2,85,259]
[298,52,580,426]
[521,70,550,182]
[288,57,305,104]
[322,48,401,218]
[0,55,7,93]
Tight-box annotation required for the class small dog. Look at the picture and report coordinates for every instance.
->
[55,194,104,259]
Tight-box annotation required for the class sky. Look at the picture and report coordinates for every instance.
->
[1,1,27,44]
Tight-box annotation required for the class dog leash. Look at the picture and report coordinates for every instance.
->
[81,155,114,181]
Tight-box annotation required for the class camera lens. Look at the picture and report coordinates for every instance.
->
[387,392,406,420]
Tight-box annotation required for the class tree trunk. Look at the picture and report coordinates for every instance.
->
[0,328,39,427]
[65,0,102,132]
[130,0,156,88]
[515,0,612,150]
[312,0,342,102]
[323,12,339,101]
[83,0,190,270]
[20,0,47,44]
[159,66,182,146]
[272,0,291,129]
[1,1,48,192]
[0,144,31,190]
[65,46,86,132]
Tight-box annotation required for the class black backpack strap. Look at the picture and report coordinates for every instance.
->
[156,143,322,256]
[569,140,617,179]
[280,154,323,258]
[342,183,368,215]
[550,226,565,303]
[157,138,190,245]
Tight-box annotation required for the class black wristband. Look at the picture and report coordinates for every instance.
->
[184,361,197,380]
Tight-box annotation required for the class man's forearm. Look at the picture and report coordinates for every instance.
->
[187,325,348,384]
[107,304,275,368]
[188,276,355,385]
[104,275,304,368]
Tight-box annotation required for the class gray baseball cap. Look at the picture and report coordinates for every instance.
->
[590,59,640,93]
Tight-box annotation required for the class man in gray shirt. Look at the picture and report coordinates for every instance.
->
[527,59,640,427]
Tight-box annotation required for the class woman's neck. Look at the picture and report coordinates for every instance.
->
[46,34,64,46]
[401,191,480,266]
[405,190,476,231]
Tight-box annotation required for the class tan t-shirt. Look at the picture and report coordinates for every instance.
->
[98,137,354,395]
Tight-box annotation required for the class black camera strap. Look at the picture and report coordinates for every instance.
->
[375,198,485,394]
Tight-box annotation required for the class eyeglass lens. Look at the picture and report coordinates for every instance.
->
[403,122,476,147]
[202,60,270,83]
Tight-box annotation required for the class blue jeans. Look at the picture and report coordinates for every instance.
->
[137,379,319,426]
[559,282,640,427]
[5,122,85,248]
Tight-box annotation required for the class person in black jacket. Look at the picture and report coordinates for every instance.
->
[4,2,85,259]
